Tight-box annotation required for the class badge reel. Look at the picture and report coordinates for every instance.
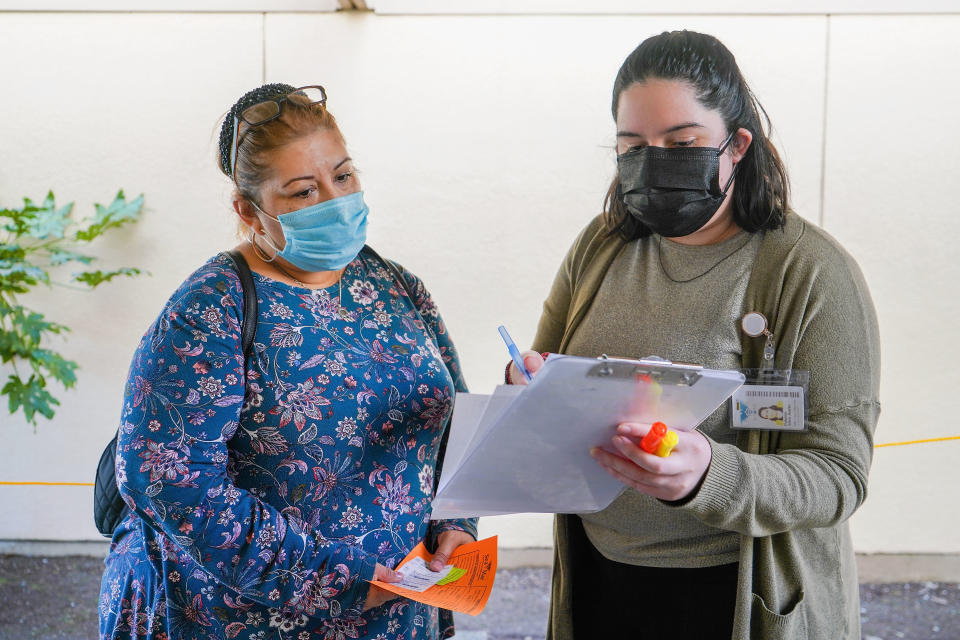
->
[731,312,810,432]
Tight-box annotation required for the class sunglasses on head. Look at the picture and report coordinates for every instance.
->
[229,85,327,183]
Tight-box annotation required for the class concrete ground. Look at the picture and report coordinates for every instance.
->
[0,556,957,640]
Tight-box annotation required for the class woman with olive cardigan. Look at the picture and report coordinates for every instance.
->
[508,31,880,639]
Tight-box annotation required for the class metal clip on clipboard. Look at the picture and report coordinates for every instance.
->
[589,354,703,387]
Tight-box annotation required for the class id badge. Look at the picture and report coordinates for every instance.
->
[730,369,810,431]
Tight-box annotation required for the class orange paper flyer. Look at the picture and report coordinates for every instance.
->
[369,535,498,616]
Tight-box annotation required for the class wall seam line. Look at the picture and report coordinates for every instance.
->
[818,14,831,228]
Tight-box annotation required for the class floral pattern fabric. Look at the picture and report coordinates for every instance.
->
[99,251,476,640]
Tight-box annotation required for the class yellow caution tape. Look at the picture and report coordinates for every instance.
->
[874,435,960,449]
[0,481,95,486]
[0,436,958,487]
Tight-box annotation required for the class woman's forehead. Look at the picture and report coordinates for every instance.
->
[266,129,349,171]
[616,80,722,135]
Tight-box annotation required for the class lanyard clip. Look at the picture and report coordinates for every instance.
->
[742,312,776,370]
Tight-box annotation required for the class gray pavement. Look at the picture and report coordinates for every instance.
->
[0,556,957,639]
[457,569,960,640]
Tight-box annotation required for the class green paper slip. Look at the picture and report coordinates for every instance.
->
[435,567,466,586]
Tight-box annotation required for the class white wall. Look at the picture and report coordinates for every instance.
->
[0,11,956,555]
[822,15,960,553]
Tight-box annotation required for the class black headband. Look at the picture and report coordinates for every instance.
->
[217,82,298,176]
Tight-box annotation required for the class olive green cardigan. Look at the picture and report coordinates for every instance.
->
[534,212,881,640]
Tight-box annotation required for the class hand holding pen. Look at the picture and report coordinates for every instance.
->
[498,325,546,385]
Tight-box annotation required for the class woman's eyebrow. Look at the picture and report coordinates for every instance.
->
[282,176,315,187]
[661,122,705,134]
[616,122,705,138]
[279,158,353,188]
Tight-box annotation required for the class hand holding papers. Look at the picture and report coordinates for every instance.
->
[390,557,460,592]
[369,536,498,616]
[430,355,744,519]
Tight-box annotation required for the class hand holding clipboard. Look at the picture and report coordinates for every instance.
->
[431,353,744,520]
[499,338,716,504]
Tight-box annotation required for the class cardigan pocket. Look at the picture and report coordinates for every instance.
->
[750,590,808,639]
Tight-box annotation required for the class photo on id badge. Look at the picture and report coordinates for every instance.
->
[730,370,809,431]
[735,394,796,429]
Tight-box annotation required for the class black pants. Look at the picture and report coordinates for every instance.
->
[571,530,738,639]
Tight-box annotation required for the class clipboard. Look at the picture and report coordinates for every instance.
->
[430,355,745,520]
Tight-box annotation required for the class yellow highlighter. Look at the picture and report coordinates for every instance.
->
[654,429,679,457]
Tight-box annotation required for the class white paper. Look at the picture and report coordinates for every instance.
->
[437,385,522,494]
[431,355,744,520]
[393,557,453,592]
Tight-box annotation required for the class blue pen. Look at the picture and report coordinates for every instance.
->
[498,325,532,382]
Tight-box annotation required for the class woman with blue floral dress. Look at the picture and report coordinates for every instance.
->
[98,84,477,640]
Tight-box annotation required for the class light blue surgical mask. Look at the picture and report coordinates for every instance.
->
[251,191,369,272]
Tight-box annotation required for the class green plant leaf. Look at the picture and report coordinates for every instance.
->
[15,307,68,340]
[0,259,48,291]
[0,308,68,363]
[0,260,47,280]
[2,374,59,425]
[25,193,73,240]
[0,242,28,263]
[0,208,30,235]
[31,349,78,388]
[0,329,33,362]
[2,189,145,427]
[72,267,141,287]
[75,191,144,242]
[1,196,45,236]
[47,247,95,266]
[0,279,36,295]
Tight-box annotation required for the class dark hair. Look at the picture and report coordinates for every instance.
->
[604,30,790,240]
[216,83,342,204]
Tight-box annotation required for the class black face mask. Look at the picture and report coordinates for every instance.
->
[617,132,737,237]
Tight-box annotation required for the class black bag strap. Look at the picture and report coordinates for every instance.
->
[95,251,259,538]
[222,249,258,359]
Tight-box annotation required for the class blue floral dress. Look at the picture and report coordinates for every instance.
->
[98,250,477,640]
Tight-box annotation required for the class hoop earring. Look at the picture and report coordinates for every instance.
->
[248,228,278,263]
